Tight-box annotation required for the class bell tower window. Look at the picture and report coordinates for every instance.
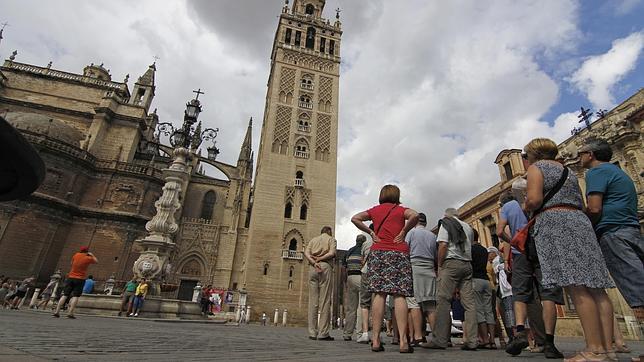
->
[289,238,298,251]
[329,40,335,55]
[284,202,293,218]
[319,37,326,53]
[503,162,513,180]
[300,204,308,220]
[305,4,315,15]
[294,31,302,46]
[285,28,292,44]
[305,27,316,49]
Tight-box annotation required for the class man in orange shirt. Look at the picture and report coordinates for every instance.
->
[53,246,98,319]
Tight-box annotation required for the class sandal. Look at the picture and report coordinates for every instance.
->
[615,344,631,353]
[399,346,414,353]
[371,342,385,352]
[564,351,608,362]
[485,343,498,350]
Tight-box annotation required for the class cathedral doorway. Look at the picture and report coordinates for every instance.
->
[177,279,198,301]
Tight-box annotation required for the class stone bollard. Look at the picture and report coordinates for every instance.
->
[103,275,116,295]
[245,306,251,324]
[192,282,203,303]
[235,306,241,323]
[274,308,279,326]
[49,270,62,301]
[29,288,41,308]
[282,309,288,327]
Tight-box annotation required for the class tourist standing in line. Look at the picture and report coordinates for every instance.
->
[404,212,438,344]
[580,139,644,322]
[342,234,366,341]
[351,184,418,353]
[304,226,337,341]
[523,138,615,361]
[82,275,95,295]
[488,246,515,344]
[470,230,496,349]
[36,279,57,310]
[118,278,138,316]
[498,189,561,357]
[356,228,373,344]
[422,208,478,351]
[53,246,98,318]
[130,278,149,317]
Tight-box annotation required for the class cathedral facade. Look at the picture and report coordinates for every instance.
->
[0,0,339,324]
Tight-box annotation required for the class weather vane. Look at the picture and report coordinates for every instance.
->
[335,7,341,19]
[152,55,160,64]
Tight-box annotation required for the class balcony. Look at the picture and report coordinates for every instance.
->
[282,249,303,260]
[298,101,313,109]
[300,83,314,91]
[294,150,309,159]
[297,124,310,132]
[294,178,305,187]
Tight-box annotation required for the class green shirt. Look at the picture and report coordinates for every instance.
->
[125,281,138,293]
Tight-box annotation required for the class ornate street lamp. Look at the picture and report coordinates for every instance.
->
[150,89,220,156]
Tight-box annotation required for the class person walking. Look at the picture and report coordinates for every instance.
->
[488,246,515,344]
[36,279,57,310]
[404,212,438,345]
[422,208,478,351]
[9,276,35,310]
[342,234,366,341]
[130,278,149,317]
[53,247,98,318]
[580,138,643,322]
[523,138,615,362]
[118,278,138,316]
[304,226,337,341]
[351,184,418,353]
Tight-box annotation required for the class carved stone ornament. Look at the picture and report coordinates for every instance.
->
[133,253,162,279]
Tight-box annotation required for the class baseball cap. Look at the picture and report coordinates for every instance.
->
[80,246,89,253]
[578,139,610,154]
[418,213,427,223]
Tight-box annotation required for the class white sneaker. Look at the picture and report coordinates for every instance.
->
[134,313,139,317]
[128,313,134,316]
[356,332,370,344]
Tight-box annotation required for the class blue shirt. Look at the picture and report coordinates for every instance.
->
[405,225,437,260]
[83,279,95,294]
[500,200,528,255]
[585,162,639,234]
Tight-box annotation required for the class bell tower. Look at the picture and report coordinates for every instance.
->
[242,0,342,324]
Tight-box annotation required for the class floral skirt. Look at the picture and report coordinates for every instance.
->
[366,249,413,296]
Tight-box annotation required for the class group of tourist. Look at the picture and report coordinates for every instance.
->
[307,137,642,362]
[198,284,223,316]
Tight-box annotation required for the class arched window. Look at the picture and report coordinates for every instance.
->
[289,266,294,277]
[289,238,298,251]
[300,204,308,220]
[305,27,316,49]
[284,202,292,218]
[296,171,303,179]
[305,4,315,15]
[200,191,216,220]
[263,263,269,275]
[285,28,292,44]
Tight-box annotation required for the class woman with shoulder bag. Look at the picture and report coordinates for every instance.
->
[351,185,418,353]
[523,138,615,362]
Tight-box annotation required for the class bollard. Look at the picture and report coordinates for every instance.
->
[245,306,251,324]
[29,288,41,308]
[103,275,116,295]
[282,309,288,327]
[274,308,279,326]
[235,306,241,323]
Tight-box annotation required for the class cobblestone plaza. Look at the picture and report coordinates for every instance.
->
[1,310,642,361]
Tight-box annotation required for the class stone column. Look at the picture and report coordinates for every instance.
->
[274,308,279,326]
[282,309,288,327]
[192,282,202,302]
[104,275,116,295]
[29,288,41,308]
[245,306,251,324]
[132,147,190,295]
[50,270,62,300]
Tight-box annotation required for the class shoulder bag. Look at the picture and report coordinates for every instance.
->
[510,167,569,254]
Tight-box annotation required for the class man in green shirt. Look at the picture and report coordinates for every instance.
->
[118,278,138,316]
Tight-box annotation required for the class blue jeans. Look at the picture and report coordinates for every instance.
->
[132,295,145,312]
[599,226,644,308]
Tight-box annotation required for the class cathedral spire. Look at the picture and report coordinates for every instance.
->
[238,117,252,162]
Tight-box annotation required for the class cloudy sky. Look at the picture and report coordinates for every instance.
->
[2,0,643,249]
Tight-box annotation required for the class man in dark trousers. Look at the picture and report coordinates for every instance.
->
[53,246,98,319]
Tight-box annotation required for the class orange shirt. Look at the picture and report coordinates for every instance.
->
[68,252,96,279]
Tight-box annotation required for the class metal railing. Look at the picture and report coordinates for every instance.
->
[282,250,303,260]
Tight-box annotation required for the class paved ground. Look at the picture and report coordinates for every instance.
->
[1,309,643,361]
